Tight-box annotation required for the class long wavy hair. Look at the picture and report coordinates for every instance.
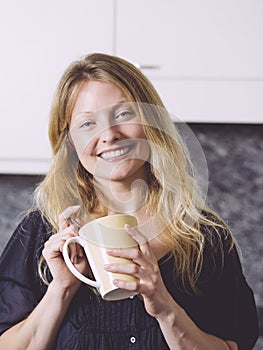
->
[33,53,233,292]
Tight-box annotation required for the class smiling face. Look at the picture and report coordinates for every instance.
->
[69,80,151,184]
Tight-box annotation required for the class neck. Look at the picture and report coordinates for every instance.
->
[94,177,149,215]
[93,175,171,261]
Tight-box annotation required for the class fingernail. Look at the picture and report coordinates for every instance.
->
[104,264,111,270]
[78,249,84,258]
[113,279,120,286]
[124,224,134,234]
[69,217,81,229]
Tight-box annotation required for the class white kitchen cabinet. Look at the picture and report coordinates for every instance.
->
[1,1,262,175]
[115,0,263,123]
[0,0,114,174]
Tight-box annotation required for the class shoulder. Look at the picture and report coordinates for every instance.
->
[196,211,240,281]
[199,212,259,347]
[0,211,51,335]
[19,209,51,230]
[199,210,234,252]
[0,210,53,292]
[16,210,52,238]
[1,210,52,263]
[21,210,51,239]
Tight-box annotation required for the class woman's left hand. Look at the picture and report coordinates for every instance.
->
[105,225,239,350]
[104,224,175,319]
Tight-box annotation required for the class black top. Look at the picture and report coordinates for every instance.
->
[0,211,258,350]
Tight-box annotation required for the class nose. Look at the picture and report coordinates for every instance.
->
[100,125,121,143]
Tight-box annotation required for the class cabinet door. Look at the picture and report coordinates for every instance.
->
[115,0,263,123]
[0,0,114,174]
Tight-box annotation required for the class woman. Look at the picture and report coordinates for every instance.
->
[0,53,258,349]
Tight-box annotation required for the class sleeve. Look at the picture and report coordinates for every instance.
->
[161,223,259,350]
[198,229,259,350]
[221,244,259,350]
[0,211,50,335]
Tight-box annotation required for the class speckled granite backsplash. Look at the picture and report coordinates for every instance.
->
[0,123,262,349]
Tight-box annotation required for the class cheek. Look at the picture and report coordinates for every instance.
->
[71,132,95,158]
[130,124,146,138]
[138,136,151,160]
[70,139,98,174]
[143,145,151,166]
[77,155,97,175]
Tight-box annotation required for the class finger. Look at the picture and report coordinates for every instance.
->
[44,228,81,263]
[44,229,76,250]
[106,247,150,269]
[58,205,81,230]
[68,217,82,230]
[46,227,76,244]
[124,224,148,246]
[124,224,154,258]
[112,277,160,297]
[58,227,84,259]
[64,236,85,263]
[43,234,73,260]
[112,279,139,292]
[60,223,83,261]
[104,263,142,278]
[43,240,63,259]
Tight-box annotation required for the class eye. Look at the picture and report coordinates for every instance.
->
[115,109,135,120]
[80,120,95,128]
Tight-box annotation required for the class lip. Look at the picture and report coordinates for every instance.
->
[98,144,135,161]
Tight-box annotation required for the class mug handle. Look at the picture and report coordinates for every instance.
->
[62,236,100,288]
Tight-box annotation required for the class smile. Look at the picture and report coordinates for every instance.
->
[99,145,133,160]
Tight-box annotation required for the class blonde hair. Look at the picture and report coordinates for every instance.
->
[33,53,233,292]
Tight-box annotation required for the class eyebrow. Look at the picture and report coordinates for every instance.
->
[111,100,131,112]
[73,100,129,118]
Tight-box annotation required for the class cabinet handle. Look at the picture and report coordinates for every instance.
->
[137,64,161,70]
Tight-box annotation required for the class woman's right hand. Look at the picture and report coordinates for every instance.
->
[0,206,89,350]
[42,205,88,294]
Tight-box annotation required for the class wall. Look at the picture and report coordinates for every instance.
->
[0,123,262,348]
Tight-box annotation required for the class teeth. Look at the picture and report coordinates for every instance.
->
[100,146,130,160]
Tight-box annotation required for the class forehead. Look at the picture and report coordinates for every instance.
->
[72,81,127,117]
